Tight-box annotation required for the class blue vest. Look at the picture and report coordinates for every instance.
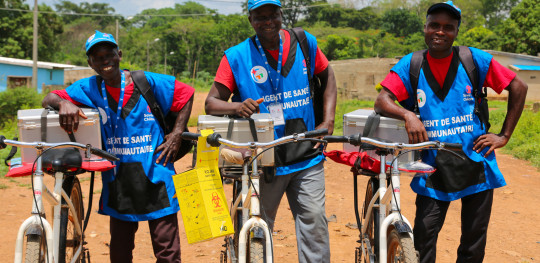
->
[391,47,505,201]
[225,31,324,175]
[65,71,179,221]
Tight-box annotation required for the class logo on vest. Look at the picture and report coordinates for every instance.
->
[417,89,427,108]
[302,59,307,74]
[97,107,108,124]
[463,85,474,102]
[250,66,268,83]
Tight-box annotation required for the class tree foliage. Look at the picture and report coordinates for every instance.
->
[499,0,540,56]
[381,8,422,38]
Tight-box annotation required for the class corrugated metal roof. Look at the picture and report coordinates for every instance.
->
[0,56,77,69]
[511,65,540,71]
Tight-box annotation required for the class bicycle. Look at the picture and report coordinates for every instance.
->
[323,134,462,263]
[181,129,328,263]
[0,135,119,263]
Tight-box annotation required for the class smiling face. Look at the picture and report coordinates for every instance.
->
[87,43,122,81]
[424,11,459,58]
[248,4,282,50]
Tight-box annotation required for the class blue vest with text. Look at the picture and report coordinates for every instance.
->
[224,32,324,175]
[391,47,505,201]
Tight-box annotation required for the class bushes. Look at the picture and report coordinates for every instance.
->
[0,88,44,128]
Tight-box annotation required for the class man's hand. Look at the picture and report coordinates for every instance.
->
[404,112,428,144]
[313,120,334,149]
[473,133,508,157]
[235,98,264,118]
[58,100,87,133]
[155,131,183,166]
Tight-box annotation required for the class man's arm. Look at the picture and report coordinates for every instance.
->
[205,81,262,118]
[155,94,194,165]
[314,65,337,135]
[374,87,428,144]
[42,93,87,133]
[473,76,528,156]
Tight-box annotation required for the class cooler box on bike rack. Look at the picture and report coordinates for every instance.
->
[197,114,275,176]
[343,109,417,164]
[17,108,103,163]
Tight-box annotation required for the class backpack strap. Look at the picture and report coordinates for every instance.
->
[131,70,169,134]
[409,49,426,113]
[291,27,314,99]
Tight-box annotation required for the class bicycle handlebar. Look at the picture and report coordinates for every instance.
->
[182,128,328,149]
[0,135,119,162]
[323,134,462,151]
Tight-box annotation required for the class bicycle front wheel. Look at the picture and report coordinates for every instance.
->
[25,234,45,263]
[59,176,84,263]
[248,237,264,263]
[387,229,417,263]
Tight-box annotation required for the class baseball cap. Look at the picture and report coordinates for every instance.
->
[85,30,118,55]
[427,1,462,27]
[247,0,281,11]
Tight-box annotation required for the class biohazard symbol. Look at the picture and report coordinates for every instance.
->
[211,192,222,208]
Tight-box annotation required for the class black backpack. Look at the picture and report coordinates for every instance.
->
[405,46,490,131]
[97,71,194,161]
[291,27,325,127]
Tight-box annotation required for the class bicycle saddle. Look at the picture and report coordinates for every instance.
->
[42,148,82,175]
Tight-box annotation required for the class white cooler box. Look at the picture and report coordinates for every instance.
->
[343,109,417,163]
[18,108,102,163]
[197,114,275,168]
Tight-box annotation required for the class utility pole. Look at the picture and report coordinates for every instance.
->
[32,0,38,90]
[115,19,119,46]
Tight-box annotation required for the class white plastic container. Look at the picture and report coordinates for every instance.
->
[17,108,102,163]
[197,114,275,168]
[343,109,417,163]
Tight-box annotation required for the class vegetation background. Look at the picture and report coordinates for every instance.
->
[0,0,539,175]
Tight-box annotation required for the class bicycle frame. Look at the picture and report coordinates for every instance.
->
[360,152,414,263]
[13,154,84,263]
[234,156,273,263]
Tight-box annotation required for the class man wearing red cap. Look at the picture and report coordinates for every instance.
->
[374,1,527,262]
[205,0,337,261]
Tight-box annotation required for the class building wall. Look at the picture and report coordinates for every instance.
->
[0,63,65,92]
[329,57,398,101]
[64,68,96,86]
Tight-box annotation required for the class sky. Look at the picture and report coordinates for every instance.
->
[37,0,245,17]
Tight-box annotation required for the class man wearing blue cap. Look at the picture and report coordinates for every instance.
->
[42,30,195,262]
[205,0,336,261]
[374,1,527,262]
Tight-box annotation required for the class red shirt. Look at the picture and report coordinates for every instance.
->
[381,51,516,102]
[215,30,329,92]
[53,77,193,112]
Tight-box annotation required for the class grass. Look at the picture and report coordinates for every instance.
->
[0,184,7,189]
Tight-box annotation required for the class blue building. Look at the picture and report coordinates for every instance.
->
[0,56,76,93]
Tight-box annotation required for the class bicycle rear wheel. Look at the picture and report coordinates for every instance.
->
[59,176,84,263]
[387,229,417,263]
[25,234,45,263]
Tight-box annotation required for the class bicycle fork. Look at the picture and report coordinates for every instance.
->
[237,159,273,263]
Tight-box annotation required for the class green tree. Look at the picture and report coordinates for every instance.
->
[304,5,379,30]
[381,8,422,37]
[499,0,540,56]
[456,26,500,50]
[319,34,360,60]
[0,1,63,61]
[55,1,117,28]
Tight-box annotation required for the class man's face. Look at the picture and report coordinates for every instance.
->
[87,44,122,79]
[424,11,459,57]
[248,5,282,45]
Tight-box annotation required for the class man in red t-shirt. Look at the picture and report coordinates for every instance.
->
[374,2,527,263]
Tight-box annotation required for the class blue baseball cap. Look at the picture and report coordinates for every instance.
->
[247,0,281,11]
[85,30,118,55]
[427,1,462,27]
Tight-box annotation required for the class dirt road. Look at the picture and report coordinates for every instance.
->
[0,92,538,262]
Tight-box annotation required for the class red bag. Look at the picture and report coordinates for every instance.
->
[324,150,383,174]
